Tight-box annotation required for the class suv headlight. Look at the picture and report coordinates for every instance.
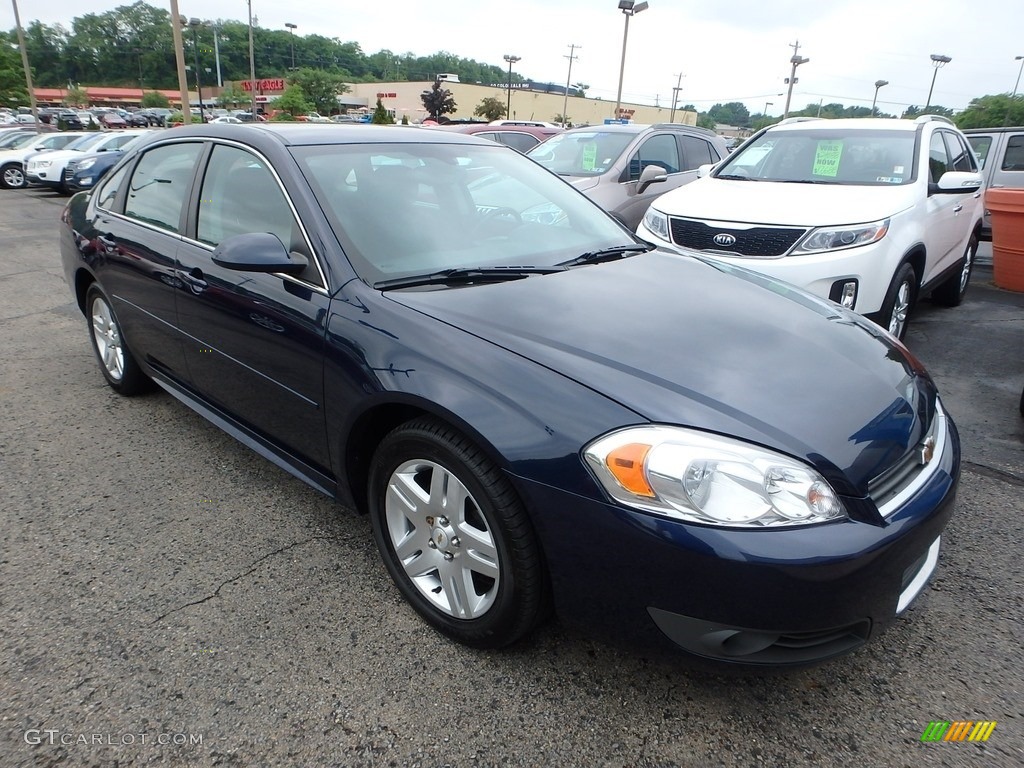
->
[793,219,889,254]
[642,208,671,241]
[584,426,846,528]
[33,159,52,169]
[74,158,97,171]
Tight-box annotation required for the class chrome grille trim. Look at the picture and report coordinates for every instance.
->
[874,401,947,519]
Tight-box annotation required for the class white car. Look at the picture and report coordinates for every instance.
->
[25,130,144,193]
[209,115,243,124]
[637,116,984,339]
[0,132,87,190]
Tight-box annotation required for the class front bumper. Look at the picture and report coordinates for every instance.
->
[512,411,959,666]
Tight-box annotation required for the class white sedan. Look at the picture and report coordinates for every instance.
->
[209,115,243,124]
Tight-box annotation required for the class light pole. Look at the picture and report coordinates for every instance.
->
[503,54,520,119]
[212,24,225,88]
[247,0,257,118]
[763,101,773,117]
[285,22,297,71]
[613,0,649,122]
[782,42,809,119]
[669,72,683,123]
[924,54,951,111]
[1012,56,1024,98]
[871,79,888,116]
[562,44,580,128]
[10,0,40,130]
[189,18,205,122]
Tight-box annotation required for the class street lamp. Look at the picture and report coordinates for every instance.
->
[188,18,205,122]
[1012,56,1024,98]
[503,54,520,118]
[924,54,951,111]
[613,0,649,122]
[871,79,888,116]
[763,101,773,117]
[285,23,297,70]
[212,24,226,88]
[782,48,809,119]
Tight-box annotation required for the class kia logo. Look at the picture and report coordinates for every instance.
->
[713,233,737,247]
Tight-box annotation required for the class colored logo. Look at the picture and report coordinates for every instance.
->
[921,721,996,742]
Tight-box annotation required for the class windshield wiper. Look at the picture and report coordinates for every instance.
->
[558,242,654,267]
[715,174,760,181]
[375,266,564,290]
[779,179,842,185]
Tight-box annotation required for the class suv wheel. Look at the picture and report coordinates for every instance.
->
[1,162,26,189]
[932,233,977,307]
[879,263,917,340]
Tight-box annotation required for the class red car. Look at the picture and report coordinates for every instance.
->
[99,112,127,129]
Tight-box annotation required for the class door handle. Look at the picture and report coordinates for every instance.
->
[96,233,118,252]
[953,204,963,213]
[177,267,208,291]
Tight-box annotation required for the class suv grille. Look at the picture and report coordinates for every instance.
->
[669,217,807,257]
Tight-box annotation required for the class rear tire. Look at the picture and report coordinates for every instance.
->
[85,284,152,395]
[878,263,917,340]
[932,234,977,307]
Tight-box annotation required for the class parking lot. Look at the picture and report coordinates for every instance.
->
[0,184,1021,767]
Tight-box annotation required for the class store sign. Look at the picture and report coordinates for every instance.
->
[241,79,286,92]
[376,92,397,98]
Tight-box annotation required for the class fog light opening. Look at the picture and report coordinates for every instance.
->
[829,279,858,309]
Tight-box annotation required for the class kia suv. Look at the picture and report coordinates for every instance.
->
[527,123,729,230]
[637,116,984,339]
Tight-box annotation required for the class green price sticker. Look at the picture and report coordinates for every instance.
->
[812,141,843,177]
[581,142,598,171]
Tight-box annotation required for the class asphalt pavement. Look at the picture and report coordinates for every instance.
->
[1,186,1021,768]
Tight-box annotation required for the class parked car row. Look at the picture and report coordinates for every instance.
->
[0,128,146,192]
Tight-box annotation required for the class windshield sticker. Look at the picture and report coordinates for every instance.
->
[581,142,598,171]
[894,165,905,174]
[812,141,843,177]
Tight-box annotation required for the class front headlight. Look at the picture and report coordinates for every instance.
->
[75,158,97,171]
[642,208,671,241]
[33,160,52,169]
[584,426,846,528]
[793,219,889,254]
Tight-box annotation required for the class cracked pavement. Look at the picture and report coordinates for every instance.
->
[1,187,1022,767]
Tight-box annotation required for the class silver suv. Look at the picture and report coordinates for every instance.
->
[526,123,728,230]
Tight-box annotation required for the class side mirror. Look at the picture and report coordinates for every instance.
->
[696,163,717,179]
[934,170,983,195]
[212,232,309,276]
[636,164,668,193]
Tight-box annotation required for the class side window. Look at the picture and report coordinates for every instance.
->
[95,163,129,211]
[928,132,950,183]
[124,143,202,232]
[679,135,717,170]
[1001,135,1024,171]
[943,132,975,172]
[497,133,540,153]
[968,136,992,169]
[627,134,680,180]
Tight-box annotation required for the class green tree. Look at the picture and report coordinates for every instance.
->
[954,94,1024,129]
[371,97,394,124]
[707,102,751,127]
[0,43,29,108]
[273,84,311,116]
[63,86,90,108]
[140,90,170,108]
[572,82,589,97]
[216,84,247,109]
[286,67,350,115]
[902,104,954,119]
[696,113,716,131]
[474,96,506,121]
[420,79,456,121]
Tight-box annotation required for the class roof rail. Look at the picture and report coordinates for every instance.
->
[776,116,822,125]
[651,123,718,136]
[914,114,954,126]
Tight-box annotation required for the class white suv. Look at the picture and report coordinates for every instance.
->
[637,116,984,339]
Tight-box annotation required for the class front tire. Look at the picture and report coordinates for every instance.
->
[85,284,151,395]
[932,234,977,307]
[879,262,917,340]
[368,417,547,648]
[1,163,26,190]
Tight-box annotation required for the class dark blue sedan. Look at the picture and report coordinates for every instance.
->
[59,124,958,666]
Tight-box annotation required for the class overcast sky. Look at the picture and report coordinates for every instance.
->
[5,0,1024,115]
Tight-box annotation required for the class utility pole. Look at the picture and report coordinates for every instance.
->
[669,72,683,123]
[168,0,190,122]
[562,44,580,128]
[783,40,809,119]
[11,0,39,129]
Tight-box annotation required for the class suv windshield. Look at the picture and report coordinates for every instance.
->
[294,142,630,286]
[527,131,636,177]
[717,128,918,186]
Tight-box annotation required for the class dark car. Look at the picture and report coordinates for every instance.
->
[124,112,150,128]
[59,124,958,666]
[55,111,84,130]
[64,146,127,193]
[431,122,562,153]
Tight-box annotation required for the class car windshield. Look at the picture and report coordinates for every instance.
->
[293,141,630,286]
[65,133,107,152]
[0,132,35,149]
[526,131,635,177]
[716,128,918,186]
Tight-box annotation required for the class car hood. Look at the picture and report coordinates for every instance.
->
[385,251,936,495]
[566,176,601,192]
[653,177,915,226]
[26,149,81,164]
